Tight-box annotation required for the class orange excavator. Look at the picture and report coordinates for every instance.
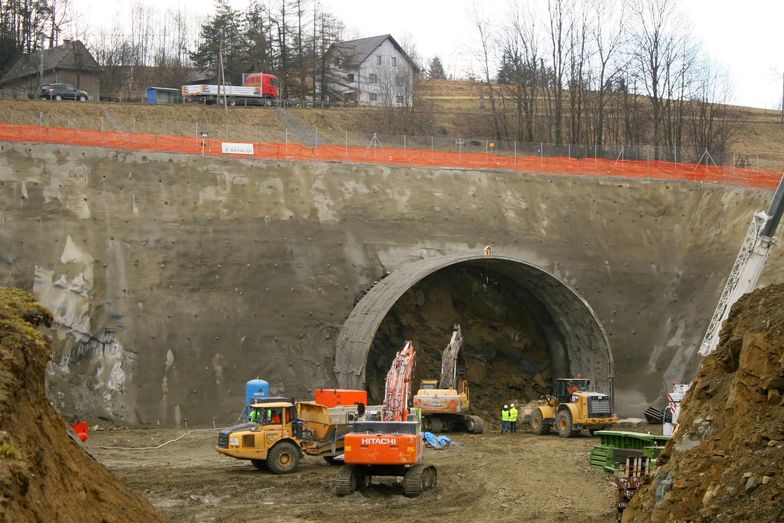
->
[335,341,437,497]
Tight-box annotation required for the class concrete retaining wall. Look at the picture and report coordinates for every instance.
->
[1,142,781,425]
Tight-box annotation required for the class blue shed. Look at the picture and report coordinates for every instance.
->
[146,87,181,105]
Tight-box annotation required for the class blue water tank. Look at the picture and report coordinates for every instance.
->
[245,378,270,407]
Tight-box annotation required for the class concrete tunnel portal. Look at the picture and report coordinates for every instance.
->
[334,254,614,415]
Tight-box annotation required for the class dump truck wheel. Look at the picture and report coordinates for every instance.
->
[465,415,485,434]
[429,418,444,433]
[555,410,575,438]
[335,465,365,496]
[531,409,550,435]
[251,459,267,470]
[266,441,300,474]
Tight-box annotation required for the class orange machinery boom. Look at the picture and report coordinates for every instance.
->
[336,341,437,497]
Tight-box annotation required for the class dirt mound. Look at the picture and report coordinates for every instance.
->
[0,288,161,522]
[623,283,784,522]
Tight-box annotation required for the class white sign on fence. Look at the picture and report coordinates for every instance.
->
[221,142,254,155]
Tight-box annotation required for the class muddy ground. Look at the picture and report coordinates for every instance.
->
[88,427,618,522]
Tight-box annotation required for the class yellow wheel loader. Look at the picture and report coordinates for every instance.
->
[527,378,617,437]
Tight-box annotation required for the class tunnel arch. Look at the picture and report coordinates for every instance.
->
[334,254,613,395]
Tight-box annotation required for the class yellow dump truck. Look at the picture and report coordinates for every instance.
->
[526,378,617,437]
[216,396,360,473]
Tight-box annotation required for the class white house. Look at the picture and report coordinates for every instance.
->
[326,34,417,107]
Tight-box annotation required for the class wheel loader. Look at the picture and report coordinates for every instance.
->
[527,378,617,437]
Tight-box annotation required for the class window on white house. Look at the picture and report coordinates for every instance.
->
[369,73,378,83]
[376,55,382,65]
[369,93,378,101]
[396,95,404,104]
[392,57,397,67]
[346,73,354,82]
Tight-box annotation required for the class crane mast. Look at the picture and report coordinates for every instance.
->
[699,176,784,356]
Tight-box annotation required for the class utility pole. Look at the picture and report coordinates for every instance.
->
[219,35,228,116]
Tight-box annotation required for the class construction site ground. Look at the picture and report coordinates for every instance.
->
[88,427,618,522]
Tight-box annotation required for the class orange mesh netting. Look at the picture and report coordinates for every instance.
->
[0,123,780,190]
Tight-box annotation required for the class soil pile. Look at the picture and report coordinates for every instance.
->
[0,288,161,522]
[623,283,784,522]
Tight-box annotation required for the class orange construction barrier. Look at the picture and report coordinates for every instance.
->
[0,123,779,190]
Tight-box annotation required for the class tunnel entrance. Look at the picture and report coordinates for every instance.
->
[366,265,553,417]
[334,254,612,420]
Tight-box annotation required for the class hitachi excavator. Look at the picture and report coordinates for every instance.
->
[335,341,437,497]
[412,325,485,433]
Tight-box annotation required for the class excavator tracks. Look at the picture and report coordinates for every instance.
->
[465,415,485,434]
[403,464,437,497]
[335,465,364,496]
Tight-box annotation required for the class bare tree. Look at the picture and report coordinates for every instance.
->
[590,0,627,148]
[546,0,572,144]
[630,0,691,153]
[472,4,502,141]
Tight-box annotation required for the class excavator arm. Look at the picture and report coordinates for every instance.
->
[382,341,416,421]
[439,324,463,390]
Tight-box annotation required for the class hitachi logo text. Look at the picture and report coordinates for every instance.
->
[361,437,396,445]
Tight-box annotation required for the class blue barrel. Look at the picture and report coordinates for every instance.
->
[245,379,270,407]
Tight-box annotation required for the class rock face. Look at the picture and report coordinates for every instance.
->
[0,288,161,521]
[1,142,783,426]
[623,283,784,523]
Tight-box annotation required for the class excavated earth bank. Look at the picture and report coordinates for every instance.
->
[0,288,160,522]
[623,283,784,522]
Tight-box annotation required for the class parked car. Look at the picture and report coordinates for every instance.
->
[39,83,89,101]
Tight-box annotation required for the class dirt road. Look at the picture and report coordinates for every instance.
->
[88,428,617,522]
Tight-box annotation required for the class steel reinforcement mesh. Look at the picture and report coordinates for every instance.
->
[0,123,780,190]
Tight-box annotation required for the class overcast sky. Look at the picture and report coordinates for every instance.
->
[70,0,784,109]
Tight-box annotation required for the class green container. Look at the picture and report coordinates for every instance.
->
[594,430,670,450]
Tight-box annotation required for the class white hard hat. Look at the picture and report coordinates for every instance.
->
[503,404,508,408]
[511,403,515,407]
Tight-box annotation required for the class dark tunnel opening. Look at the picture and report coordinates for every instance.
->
[365,265,554,419]
[334,254,613,424]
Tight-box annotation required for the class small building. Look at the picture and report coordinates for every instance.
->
[146,87,181,105]
[325,34,417,107]
[0,40,101,99]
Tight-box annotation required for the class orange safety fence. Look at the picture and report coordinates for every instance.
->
[0,123,780,190]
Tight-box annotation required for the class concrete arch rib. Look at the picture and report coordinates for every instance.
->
[334,254,613,393]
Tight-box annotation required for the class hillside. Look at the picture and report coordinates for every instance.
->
[622,283,784,522]
[0,288,161,521]
[0,79,782,169]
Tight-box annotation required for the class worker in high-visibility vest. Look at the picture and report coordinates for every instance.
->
[501,405,510,434]
[509,403,519,434]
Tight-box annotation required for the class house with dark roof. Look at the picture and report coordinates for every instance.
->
[0,40,101,99]
[325,34,416,107]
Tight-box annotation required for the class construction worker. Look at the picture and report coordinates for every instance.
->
[509,403,518,433]
[501,405,510,433]
[249,408,260,423]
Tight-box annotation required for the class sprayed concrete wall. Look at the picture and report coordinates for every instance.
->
[1,141,782,426]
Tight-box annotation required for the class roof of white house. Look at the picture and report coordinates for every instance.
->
[326,34,417,71]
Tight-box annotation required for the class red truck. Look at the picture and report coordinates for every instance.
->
[182,72,279,106]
